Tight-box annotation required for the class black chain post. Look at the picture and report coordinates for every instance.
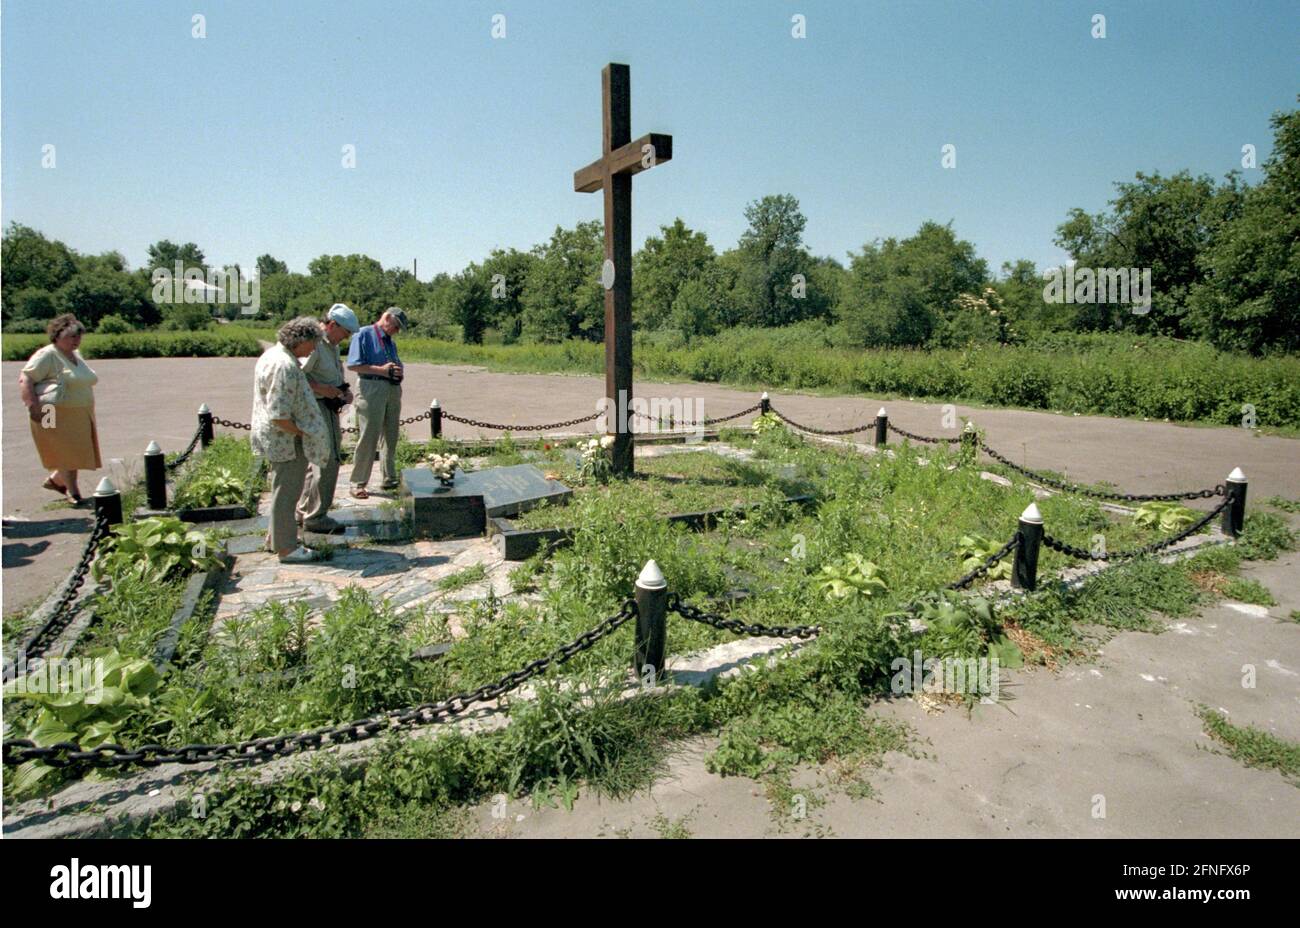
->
[430,399,442,440]
[198,403,215,449]
[1012,502,1043,591]
[875,407,888,448]
[143,440,167,510]
[1223,467,1247,538]
[759,392,770,416]
[960,422,977,463]
[93,477,123,528]
[634,560,668,682]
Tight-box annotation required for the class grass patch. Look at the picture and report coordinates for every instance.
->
[648,809,697,839]
[1263,495,1300,514]
[1197,706,1300,786]
[1221,577,1276,606]
[513,450,814,530]
[437,564,488,592]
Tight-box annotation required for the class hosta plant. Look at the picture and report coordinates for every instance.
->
[956,533,1013,582]
[752,411,783,436]
[173,467,247,509]
[895,590,1023,667]
[93,516,220,583]
[816,554,888,600]
[3,648,161,794]
[1133,501,1197,533]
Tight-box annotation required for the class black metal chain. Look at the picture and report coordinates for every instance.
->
[628,401,763,430]
[667,593,820,639]
[214,417,252,431]
[3,512,111,681]
[164,425,204,471]
[442,410,602,432]
[2,599,638,770]
[1042,496,1231,563]
[768,407,877,436]
[946,535,1018,590]
[978,440,1225,502]
[884,421,962,445]
[703,402,763,426]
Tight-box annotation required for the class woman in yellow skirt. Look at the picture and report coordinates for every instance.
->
[17,314,102,504]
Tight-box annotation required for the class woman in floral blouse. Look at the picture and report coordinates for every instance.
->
[252,317,330,562]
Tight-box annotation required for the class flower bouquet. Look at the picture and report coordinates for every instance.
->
[428,451,461,488]
[579,434,615,484]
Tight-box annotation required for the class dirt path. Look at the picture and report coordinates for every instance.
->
[4,356,1299,616]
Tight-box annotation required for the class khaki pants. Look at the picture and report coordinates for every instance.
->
[267,438,308,553]
[297,399,342,527]
[350,377,402,488]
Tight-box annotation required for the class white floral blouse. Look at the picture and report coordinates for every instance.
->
[251,343,328,465]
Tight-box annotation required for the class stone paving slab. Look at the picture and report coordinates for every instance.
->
[213,536,512,631]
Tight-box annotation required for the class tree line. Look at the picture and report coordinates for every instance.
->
[4,102,1295,355]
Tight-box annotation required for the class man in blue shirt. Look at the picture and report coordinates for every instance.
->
[346,307,407,496]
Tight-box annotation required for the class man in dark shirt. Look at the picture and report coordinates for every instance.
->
[345,306,407,496]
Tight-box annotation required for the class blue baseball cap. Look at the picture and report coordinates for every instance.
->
[326,303,360,334]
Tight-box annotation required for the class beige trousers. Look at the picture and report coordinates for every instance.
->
[349,378,402,488]
[297,400,342,526]
[266,438,308,553]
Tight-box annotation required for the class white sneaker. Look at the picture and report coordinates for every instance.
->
[278,545,321,564]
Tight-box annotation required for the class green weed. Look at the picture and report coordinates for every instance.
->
[1197,706,1300,786]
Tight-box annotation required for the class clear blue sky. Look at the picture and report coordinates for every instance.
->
[3,0,1297,279]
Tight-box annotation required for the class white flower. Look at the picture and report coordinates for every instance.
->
[600,435,615,449]
[309,797,325,812]
[291,801,302,813]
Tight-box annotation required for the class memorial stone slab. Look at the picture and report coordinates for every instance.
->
[402,464,571,538]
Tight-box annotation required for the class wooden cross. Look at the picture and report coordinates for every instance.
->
[574,62,672,476]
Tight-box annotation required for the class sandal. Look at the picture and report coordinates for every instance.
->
[42,477,68,494]
[350,487,370,500]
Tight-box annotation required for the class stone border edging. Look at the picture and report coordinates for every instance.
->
[152,546,233,667]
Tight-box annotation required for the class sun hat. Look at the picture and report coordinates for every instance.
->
[326,303,360,334]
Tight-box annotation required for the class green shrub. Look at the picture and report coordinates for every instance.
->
[96,313,134,334]
[3,317,50,334]
[1,328,262,361]
[305,588,422,721]
[388,327,1300,430]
